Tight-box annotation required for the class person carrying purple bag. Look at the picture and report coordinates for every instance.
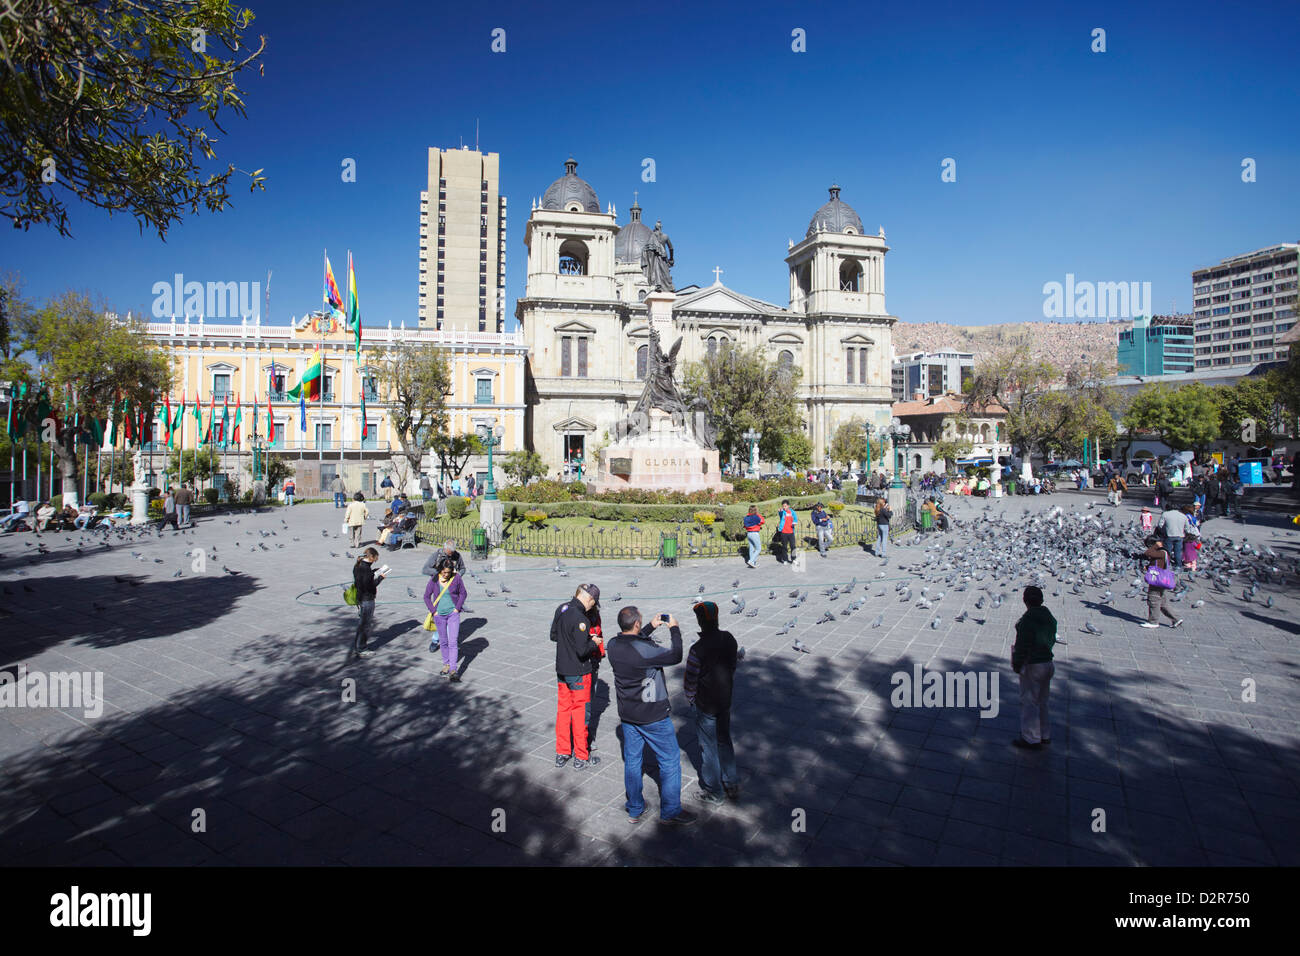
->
[424,558,469,681]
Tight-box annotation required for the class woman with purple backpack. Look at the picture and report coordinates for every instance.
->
[1134,536,1182,630]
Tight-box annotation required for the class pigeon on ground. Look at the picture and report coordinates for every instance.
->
[871,614,884,629]
[792,639,811,653]
[744,608,758,617]
[1083,621,1102,635]
[816,611,835,624]
[1191,599,1205,608]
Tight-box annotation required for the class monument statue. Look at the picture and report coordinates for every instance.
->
[634,328,686,417]
[640,219,674,292]
[131,449,145,487]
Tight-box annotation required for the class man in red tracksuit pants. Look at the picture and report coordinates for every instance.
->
[551,584,604,770]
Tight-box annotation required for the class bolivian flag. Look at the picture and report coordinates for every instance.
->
[287,350,323,402]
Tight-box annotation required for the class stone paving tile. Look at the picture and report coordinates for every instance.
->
[2,492,1299,865]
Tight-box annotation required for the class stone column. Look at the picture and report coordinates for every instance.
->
[644,291,675,340]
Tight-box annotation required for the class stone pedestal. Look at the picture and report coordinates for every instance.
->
[644,291,675,340]
[252,480,267,506]
[131,485,150,525]
[593,411,732,495]
[887,484,906,524]
[480,498,504,546]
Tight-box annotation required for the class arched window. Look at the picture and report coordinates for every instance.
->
[636,344,648,380]
[778,350,794,380]
[914,453,923,470]
[707,337,718,357]
[840,260,864,292]
[558,239,588,275]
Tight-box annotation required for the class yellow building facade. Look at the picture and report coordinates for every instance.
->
[137,313,526,495]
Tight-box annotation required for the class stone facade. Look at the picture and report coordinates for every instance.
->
[518,163,897,475]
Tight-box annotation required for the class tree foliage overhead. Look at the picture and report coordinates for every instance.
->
[431,432,484,481]
[1213,376,1286,447]
[1,0,267,237]
[369,342,452,472]
[683,342,804,464]
[965,346,1116,458]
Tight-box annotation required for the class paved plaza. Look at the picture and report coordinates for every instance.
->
[1,490,1298,866]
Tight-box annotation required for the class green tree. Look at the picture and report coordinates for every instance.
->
[777,431,813,471]
[2,289,172,505]
[1,0,267,237]
[431,433,484,482]
[1122,382,1220,456]
[1215,377,1284,447]
[501,449,546,486]
[683,342,805,464]
[262,455,294,489]
[369,343,453,475]
[931,437,974,471]
[828,417,869,470]
[967,347,1117,459]
[166,448,215,485]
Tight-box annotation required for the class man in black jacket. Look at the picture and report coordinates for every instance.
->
[684,602,740,804]
[551,584,604,769]
[605,607,696,827]
[349,548,386,663]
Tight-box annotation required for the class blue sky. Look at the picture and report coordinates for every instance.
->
[4,0,1298,331]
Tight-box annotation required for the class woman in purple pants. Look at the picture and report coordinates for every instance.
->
[424,559,468,681]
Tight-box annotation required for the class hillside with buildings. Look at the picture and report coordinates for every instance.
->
[893,320,1127,370]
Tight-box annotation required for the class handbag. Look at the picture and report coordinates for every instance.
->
[1143,554,1176,590]
[341,520,349,534]
[424,580,453,629]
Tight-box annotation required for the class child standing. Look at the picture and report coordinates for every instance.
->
[1140,507,1153,533]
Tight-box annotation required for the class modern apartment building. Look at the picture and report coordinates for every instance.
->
[419,147,507,333]
[1117,314,1194,376]
[891,350,975,402]
[1192,243,1299,369]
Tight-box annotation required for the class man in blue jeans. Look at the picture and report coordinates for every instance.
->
[683,602,739,805]
[605,606,697,827]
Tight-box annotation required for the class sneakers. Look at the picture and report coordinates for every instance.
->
[1171,619,1184,628]
[695,787,725,806]
[660,809,698,827]
[572,755,600,770]
[1140,622,1161,628]
[627,812,644,825]
[449,671,461,682]
[555,754,571,768]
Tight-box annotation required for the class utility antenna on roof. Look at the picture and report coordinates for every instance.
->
[475,118,479,152]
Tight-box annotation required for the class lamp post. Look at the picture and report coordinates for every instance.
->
[251,436,265,483]
[483,423,504,501]
[886,419,912,489]
[863,422,877,478]
[742,428,762,477]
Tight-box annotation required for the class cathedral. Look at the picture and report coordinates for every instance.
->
[517,159,897,476]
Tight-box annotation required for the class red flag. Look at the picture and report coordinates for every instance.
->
[231,394,242,445]
[164,393,173,444]
[267,392,275,443]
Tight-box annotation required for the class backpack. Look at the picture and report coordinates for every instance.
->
[343,584,359,606]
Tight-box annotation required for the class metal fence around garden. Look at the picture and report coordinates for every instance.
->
[414,509,897,560]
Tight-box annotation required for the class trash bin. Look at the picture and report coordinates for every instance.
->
[661,533,678,567]
[472,525,488,558]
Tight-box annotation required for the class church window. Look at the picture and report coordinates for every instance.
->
[577,337,588,377]
[561,336,571,376]
[846,348,855,384]
[778,350,794,377]
[558,239,588,276]
[797,264,811,299]
[707,338,717,357]
[636,344,648,380]
[859,348,868,384]
[840,260,863,292]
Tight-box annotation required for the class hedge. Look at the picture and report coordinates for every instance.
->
[447,495,469,519]
[499,475,838,507]
[504,501,723,523]
[720,493,837,539]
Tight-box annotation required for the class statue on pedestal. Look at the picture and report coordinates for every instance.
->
[641,220,674,292]
[634,328,686,418]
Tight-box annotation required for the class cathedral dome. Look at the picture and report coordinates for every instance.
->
[806,184,863,238]
[615,198,651,263]
[542,158,600,213]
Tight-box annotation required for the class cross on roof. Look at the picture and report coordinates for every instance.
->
[713,266,723,285]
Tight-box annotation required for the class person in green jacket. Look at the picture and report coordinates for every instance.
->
[1011,585,1056,750]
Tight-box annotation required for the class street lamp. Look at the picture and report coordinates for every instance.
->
[251,435,266,483]
[483,423,504,501]
[885,419,912,489]
[742,428,762,477]
[863,422,877,477]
